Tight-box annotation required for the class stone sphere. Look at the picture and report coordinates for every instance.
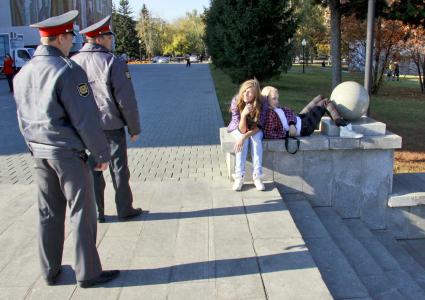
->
[330,81,370,121]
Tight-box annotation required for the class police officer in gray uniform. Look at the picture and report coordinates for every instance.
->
[13,10,119,288]
[72,15,143,223]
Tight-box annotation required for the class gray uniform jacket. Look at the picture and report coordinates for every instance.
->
[71,43,141,135]
[13,45,110,163]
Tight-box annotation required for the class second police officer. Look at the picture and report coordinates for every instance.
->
[72,16,143,223]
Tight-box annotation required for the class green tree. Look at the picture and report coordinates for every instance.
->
[164,10,206,56]
[137,4,153,58]
[137,5,167,58]
[112,0,139,59]
[341,0,425,27]
[314,0,425,89]
[387,0,425,27]
[314,0,344,88]
[292,0,328,63]
[205,0,297,83]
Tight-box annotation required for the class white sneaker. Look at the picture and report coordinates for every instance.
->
[232,175,244,191]
[339,124,363,138]
[254,178,265,191]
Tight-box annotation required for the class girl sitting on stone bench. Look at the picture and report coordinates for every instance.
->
[227,79,268,191]
[261,86,362,139]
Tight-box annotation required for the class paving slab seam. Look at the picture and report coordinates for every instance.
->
[95,223,113,249]
[102,184,156,299]
[165,205,184,293]
[241,197,269,300]
[338,297,373,300]
[66,284,78,299]
[0,232,38,276]
[206,188,215,285]
[23,275,49,300]
[207,195,217,294]
[0,194,38,236]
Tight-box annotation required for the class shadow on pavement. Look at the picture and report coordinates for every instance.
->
[102,200,284,223]
[84,251,314,287]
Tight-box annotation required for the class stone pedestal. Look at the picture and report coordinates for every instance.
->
[220,117,402,230]
[321,116,387,136]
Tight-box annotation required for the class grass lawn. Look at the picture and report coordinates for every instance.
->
[209,64,425,173]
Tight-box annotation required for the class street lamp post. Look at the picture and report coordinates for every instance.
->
[138,40,142,62]
[301,39,307,73]
[364,0,376,116]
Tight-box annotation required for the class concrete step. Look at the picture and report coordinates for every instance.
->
[342,218,425,299]
[285,198,370,299]
[315,207,406,299]
[285,192,425,299]
[373,230,425,293]
[398,239,425,273]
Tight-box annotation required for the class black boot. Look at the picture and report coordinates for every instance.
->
[118,208,144,221]
[335,118,349,127]
[78,270,120,288]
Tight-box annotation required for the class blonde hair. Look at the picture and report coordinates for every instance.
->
[261,86,278,99]
[234,78,262,121]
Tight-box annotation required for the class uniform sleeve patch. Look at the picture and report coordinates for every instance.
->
[125,71,131,79]
[78,83,89,97]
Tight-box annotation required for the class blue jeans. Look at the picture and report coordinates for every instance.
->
[231,129,263,179]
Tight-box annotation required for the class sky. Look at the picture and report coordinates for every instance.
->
[113,0,211,22]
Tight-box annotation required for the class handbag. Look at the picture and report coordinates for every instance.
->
[285,136,300,154]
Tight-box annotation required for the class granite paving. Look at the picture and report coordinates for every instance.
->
[0,64,330,299]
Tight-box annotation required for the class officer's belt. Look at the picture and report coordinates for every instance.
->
[28,142,87,161]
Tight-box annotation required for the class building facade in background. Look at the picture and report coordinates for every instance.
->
[0,0,112,47]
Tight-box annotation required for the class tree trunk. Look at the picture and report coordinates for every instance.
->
[329,1,342,89]
[371,18,382,94]
[421,53,425,94]
[414,52,424,93]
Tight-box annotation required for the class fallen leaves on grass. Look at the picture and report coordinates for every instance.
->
[394,151,425,173]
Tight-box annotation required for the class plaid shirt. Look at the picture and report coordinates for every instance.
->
[263,107,297,139]
[227,96,269,133]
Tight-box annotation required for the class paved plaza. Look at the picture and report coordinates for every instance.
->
[0,64,227,184]
[0,64,330,299]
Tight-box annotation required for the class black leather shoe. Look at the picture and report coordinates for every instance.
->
[98,215,105,223]
[335,118,349,127]
[118,208,143,221]
[45,268,61,286]
[78,270,120,288]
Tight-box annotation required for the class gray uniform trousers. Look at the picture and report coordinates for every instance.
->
[35,155,102,282]
[92,128,133,218]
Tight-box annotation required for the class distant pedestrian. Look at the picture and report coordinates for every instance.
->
[1,54,15,92]
[394,62,400,81]
[387,63,393,81]
[186,55,191,67]
[72,15,143,223]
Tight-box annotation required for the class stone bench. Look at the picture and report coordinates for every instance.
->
[387,173,425,239]
[220,116,402,230]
